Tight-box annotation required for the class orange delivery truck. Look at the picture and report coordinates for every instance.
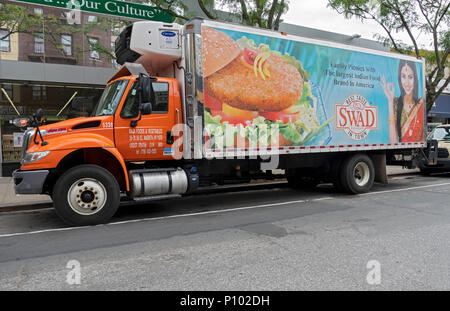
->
[12,19,432,225]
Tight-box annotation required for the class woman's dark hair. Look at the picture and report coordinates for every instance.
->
[396,60,419,142]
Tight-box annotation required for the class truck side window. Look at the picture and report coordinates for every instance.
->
[152,82,169,113]
[120,81,169,118]
[120,83,139,118]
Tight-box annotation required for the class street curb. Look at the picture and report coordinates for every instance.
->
[0,201,53,213]
[387,170,420,178]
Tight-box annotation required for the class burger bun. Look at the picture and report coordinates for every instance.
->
[202,27,241,77]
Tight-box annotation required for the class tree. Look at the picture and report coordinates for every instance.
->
[0,2,42,42]
[0,1,125,62]
[328,0,449,112]
[150,0,290,30]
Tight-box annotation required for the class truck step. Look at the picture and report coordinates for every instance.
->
[128,167,177,174]
[132,193,182,202]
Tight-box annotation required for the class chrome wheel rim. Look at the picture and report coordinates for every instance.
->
[353,162,370,187]
[67,178,107,215]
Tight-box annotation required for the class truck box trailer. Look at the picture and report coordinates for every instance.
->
[12,18,428,225]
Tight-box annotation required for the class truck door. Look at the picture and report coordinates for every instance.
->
[114,80,176,161]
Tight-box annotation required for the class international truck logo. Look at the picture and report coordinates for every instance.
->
[335,94,378,141]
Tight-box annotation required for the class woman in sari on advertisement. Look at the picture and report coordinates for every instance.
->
[382,59,424,143]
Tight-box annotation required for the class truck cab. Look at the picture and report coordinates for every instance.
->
[13,72,190,225]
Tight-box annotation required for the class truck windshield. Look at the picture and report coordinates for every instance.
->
[430,127,450,141]
[92,79,129,116]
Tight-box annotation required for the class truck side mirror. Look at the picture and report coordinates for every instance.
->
[12,117,30,128]
[131,74,156,127]
[139,75,155,104]
[34,108,43,123]
[141,102,152,115]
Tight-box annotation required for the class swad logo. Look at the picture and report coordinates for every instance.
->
[335,94,378,141]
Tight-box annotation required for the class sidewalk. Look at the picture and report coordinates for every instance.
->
[0,165,419,209]
[0,177,52,208]
[386,165,420,176]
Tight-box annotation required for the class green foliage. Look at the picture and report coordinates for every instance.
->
[149,0,290,30]
[0,3,43,39]
[0,2,128,62]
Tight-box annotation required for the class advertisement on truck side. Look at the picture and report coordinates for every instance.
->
[201,23,425,153]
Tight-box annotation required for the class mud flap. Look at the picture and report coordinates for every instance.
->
[371,153,388,184]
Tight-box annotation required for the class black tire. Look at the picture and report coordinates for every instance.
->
[339,153,375,194]
[419,167,433,176]
[53,164,120,226]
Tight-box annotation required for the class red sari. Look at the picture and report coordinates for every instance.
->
[401,99,424,142]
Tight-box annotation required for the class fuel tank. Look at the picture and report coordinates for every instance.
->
[129,168,188,198]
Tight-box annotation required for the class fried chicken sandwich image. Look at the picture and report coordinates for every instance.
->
[202,26,331,149]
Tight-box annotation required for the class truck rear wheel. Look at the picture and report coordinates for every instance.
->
[53,164,120,226]
[339,153,374,194]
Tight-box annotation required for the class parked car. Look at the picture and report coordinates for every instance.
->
[427,122,442,135]
[421,124,450,174]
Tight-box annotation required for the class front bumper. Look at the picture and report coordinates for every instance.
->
[13,169,49,195]
[422,159,450,172]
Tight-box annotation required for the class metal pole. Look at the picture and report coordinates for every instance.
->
[1,88,20,116]
[42,13,46,63]
[56,91,78,116]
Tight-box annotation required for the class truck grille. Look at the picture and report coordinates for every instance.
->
[438,148,450,159]
[21,129,34,160]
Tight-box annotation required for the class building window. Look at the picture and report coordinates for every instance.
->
[34,8,43,15]
[34,33,45,54]
[152,82,169,113]
[61,34,72,56]
[88,37,99,60]
[112,26,120,36]
[32,86,47,101]
[87,15,98,23]
[111,41,118,69]
[1,83,13,101]
[0,29,10,52]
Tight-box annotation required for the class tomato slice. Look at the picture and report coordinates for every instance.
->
[243,48,258,66]
[210,110,253,126]
[204,92,223,111]
[260,111,300,123]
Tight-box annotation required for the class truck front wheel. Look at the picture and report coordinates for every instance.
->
[53,164,120,226]
[339,153,374,194]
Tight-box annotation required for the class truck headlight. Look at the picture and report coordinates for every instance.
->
[22,151,50,164]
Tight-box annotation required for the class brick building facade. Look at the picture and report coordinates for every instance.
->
[0,0,122,174]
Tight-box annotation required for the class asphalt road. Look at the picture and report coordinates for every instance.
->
[1,173,450,290]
